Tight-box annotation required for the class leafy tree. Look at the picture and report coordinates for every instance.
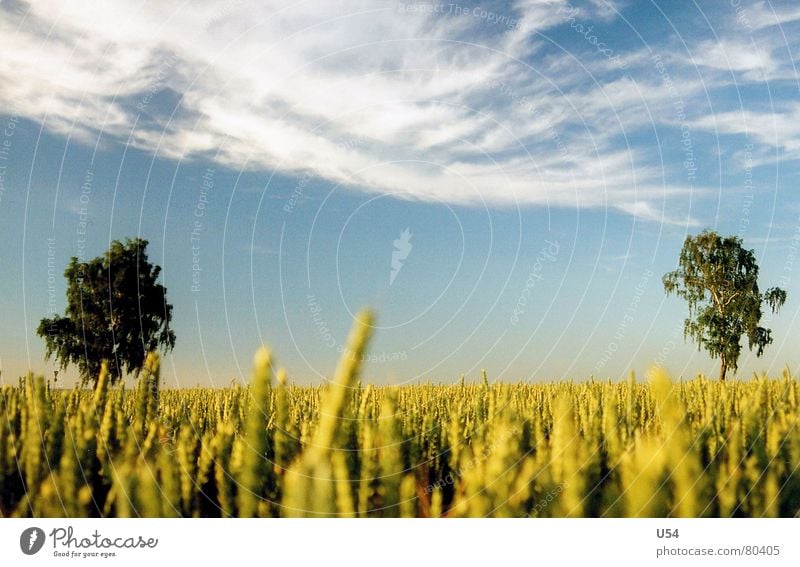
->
[663,230,786,380]
[37,238,175,386]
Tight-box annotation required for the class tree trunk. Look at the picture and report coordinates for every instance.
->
[719,354,727,381]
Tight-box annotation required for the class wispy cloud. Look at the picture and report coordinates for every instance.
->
[1,0,792,225]
[693,104,800,158]
[746,0,800,30]
[691,39,777,75]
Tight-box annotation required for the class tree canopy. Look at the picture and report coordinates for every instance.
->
[37,238,175,386]
[663,230,786,380]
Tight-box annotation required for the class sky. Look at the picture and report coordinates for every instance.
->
[1,0,800,386]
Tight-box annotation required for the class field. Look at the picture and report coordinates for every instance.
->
[2,313,800,518]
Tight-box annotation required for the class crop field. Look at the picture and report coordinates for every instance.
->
[2,313,799,518]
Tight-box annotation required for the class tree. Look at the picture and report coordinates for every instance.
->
[37,238,175,386]
[663,230,786,380]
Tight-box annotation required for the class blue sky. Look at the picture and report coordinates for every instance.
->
[1,0,800,386]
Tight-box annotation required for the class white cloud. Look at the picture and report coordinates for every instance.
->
[746,1,800,30]
[0,0,704,223]
[692,39,776,75]
[693,104,800,157]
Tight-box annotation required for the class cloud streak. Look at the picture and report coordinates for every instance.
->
[2,0,796,224]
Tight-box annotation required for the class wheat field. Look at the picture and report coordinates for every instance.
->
[2,312,799,518]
